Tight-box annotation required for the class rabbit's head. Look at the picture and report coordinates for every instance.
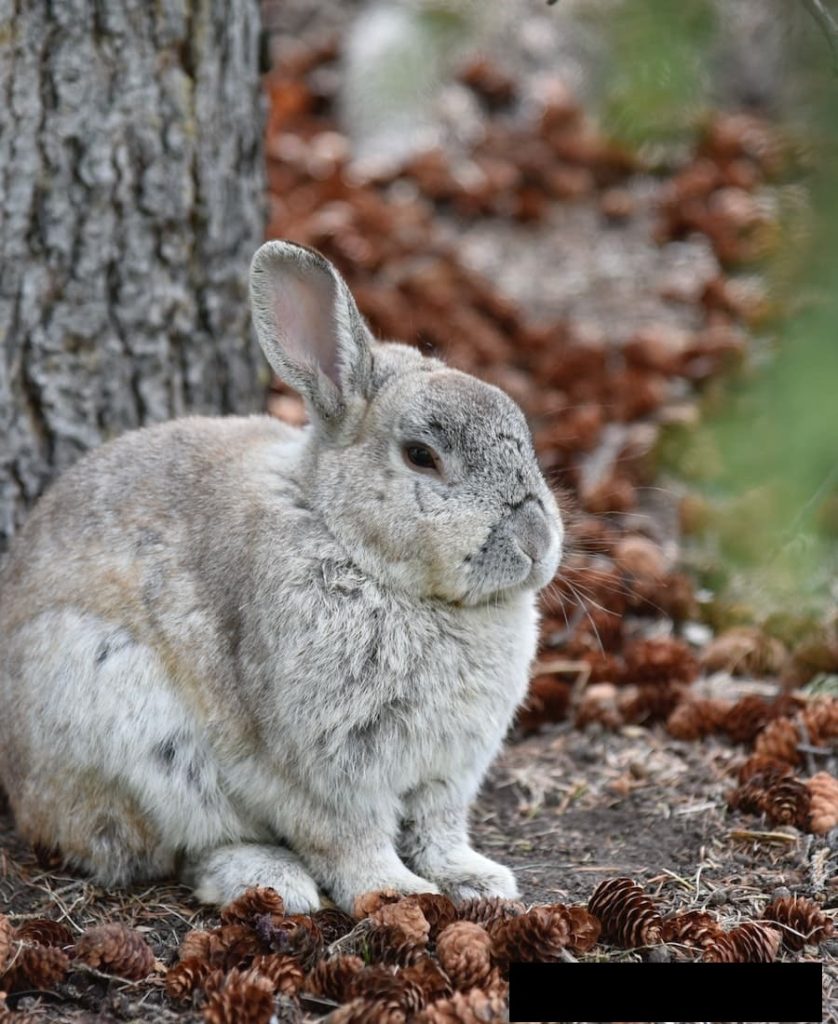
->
[251,241,562,606]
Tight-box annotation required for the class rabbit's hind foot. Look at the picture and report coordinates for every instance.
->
[185,843,321,913]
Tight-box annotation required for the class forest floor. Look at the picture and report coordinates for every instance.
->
[2,2,837,1022]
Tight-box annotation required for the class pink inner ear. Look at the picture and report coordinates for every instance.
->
[272,267,341,385]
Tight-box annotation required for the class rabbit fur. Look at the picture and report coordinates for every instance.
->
[0,241,563,912]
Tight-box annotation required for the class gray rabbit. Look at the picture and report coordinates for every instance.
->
[0,241,562,911]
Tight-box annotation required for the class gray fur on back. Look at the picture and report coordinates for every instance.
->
[0,241,563,910]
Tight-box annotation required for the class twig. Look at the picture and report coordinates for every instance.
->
[728,829,799,844]
[801,0,838,71]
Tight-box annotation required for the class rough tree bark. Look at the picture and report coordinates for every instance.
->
[0,0,266,551]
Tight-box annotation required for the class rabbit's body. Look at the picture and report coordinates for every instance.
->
[0,243,561,911]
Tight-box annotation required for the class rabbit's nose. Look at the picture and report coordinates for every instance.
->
[512,499,553,563]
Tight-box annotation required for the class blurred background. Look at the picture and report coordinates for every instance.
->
[2,0,837,709]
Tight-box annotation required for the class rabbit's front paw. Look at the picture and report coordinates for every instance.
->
[425,847,519,902]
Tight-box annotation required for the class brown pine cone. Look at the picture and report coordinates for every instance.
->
[728,777,770,815]
[754,717,800,765]
[207,924,264,969]
[323,997,406,1024]
[807,772,838,833]
[75,923,156,979]
[179,928,213,962]
[575,682,623,730]
[3,942,70,991]
[399,958,454,1004]
[415,987,507,1024]
[306,954,365,1002]
[666,698,729,740]
[412,895,458,940]
[619,682,687,724]
[588,877,663,947]
[622,637,698,686]
[312,908,357,944]
[722,694,775,744]
[166,956,213,1002]
[220,886,285,926]
[14,920,74,949]
[802,698,838,745]
[763,776,811,828]
[763,896,835,951]
[203,967,275,1024]
[369,899,430,946]
[703,922,781,962]
[563,906,602,952]
[660,911,722,950]
[249,953,305,995]
[276,915,324,970]
[353,890,403,920]
[456,897,525,929]
[700,626,787,676]
[0,915,13,972]
[364,924,426,967]
[350,965,424,1013]
[435,923,493,991]
[491,906,571,965]
[736,754,794,785]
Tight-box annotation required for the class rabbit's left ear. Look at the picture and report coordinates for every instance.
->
[250,240,374,430]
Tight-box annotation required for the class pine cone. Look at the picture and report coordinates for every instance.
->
[350,965,424,1013]
[491,906,571,965]
[415,988,507,1024]
[456,897,525,930]
[588,878,662,947]
[306,954,365,1002]
[802,698,838,745]
[700,626,787,676]
[3,942,70,990]
[363,925,426,967]
[399,958,454,1004]
[703,922,781,962]
[312,908,357,944]
[666,698,729,740]
[273,914,324,970]
[179,928,213,962]
[807,772,838,833]
[412,895,458,940]
[353,890,404,920]
[754,717,800,765]
[13,920,74,949]
[661,911,722,950]
[75,923,155,979]
[622,637,698,686]
[435,923,493,991]
[369,899,430,946]
[763,776,811,828]
[330,998,409,1024]
[722,695,774,744]
[0,915,13,972]
[203,967,275,1024]
[249,953,305,995]
[166,956,213,1002]
[763,896,835,951]
[736,754,793,785]
[575,682,622,730]
[563,906,602,952]
[207,924,264,969]
[220,887,285,926]
[619,682,687,724]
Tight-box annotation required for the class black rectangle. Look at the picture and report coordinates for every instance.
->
[508,961,823,1022]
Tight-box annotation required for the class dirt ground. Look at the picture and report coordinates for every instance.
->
[2,1,837,1022]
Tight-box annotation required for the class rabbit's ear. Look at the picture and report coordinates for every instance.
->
[250,241,373,429]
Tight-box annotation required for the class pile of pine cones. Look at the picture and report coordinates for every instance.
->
[1,879,832,1022]
[160,879,829,1024]
[0,916,156,993]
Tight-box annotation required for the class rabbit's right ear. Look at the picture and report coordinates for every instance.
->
[250,241,374,432]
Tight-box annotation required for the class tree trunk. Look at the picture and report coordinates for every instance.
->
[0,0,266,551]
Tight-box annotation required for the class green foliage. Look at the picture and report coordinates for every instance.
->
[600,0,717,148]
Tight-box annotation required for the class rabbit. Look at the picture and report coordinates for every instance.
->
[0,240,563,913]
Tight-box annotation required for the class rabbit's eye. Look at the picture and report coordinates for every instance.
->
[403,443,440,474]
